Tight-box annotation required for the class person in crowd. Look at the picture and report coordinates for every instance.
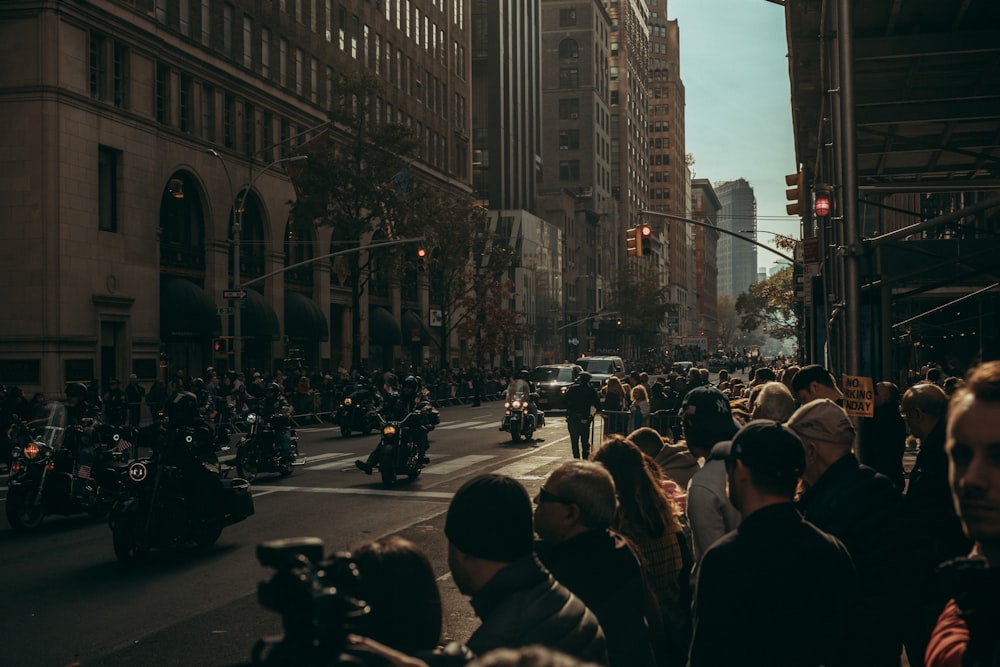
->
[788,399,908,666]
[563,372,601,460]
[102,378,129,426]
[533,460,656,667]
[168,368,187,396]
[900,382,974,666]
[926,361,1000,667]
[629,384,650,431]
[780,365,801,396]
[592,436,691,665]
[602,377,629,436]
[124,373,146,428]
[28,391,49,423]
[791,364,846,405]
[627,426,699,491]
[145,378,167,421]
[350,535,445,657]
[688,420,857,667]
[444,474,608,664]
[749,381,796,422]
[860,381,907,490]
[679,385,742,560]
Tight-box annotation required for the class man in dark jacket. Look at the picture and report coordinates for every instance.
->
[789,399,907,666]
[445,474,608,664]
[534,461,656,667]
[563,372,601,459]
[688,420,857,667]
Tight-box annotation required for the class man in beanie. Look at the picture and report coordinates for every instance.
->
[789,399,907,666]
[445,474,608,664]
[688,420,857,667]
[679,385,742,560]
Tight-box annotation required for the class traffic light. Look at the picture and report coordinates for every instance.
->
[416,247,427,271]
[639,224,652,255]
[626,227,639,256]
[213,338,223,353]
[786,171,804,216]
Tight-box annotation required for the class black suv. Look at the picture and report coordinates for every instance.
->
[530,364,583,411]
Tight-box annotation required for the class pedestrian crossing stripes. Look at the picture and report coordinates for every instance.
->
[492,456,562,480]
[420,454,495,476]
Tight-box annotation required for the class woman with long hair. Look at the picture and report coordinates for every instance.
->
[603,376,629,435]
[630,384,650,431]
[592,435,691,666]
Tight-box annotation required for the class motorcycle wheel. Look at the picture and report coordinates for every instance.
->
[379,447,397,487]
[278,460,293,477]
[112,510,148,564]
[236,455,259,483]
[5,485,45,532]
[510,422,522,443]
[341,425,352,438]
[193,523,222,548]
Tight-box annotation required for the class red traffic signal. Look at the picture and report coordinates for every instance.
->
[417,248,427,271]
[639,225,652,255]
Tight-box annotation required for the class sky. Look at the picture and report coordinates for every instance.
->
[668,0,801,268]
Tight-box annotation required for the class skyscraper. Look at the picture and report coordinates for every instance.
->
[715,179,759,298]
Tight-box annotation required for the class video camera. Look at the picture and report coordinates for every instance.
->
[251,537,372,666]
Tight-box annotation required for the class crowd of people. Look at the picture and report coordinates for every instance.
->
[329,358,998,667]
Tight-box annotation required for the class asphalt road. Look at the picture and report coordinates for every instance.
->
[0,404,576,667]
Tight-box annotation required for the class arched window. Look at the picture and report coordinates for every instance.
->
[284,218,315,287]
[229,190,266,281]
[159,171,206,270]
[559,38,579,60]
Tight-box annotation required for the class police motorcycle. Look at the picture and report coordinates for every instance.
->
[109,391,254,564]
[335,382,382,438]
[234,405,304,481]
[6,403,127,532]
[500,390,545,443]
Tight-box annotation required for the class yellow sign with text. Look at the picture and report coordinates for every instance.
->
[841,374,874,417]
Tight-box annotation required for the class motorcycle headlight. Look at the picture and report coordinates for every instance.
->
[504,401,511,409]
[343,397,353,407]
[382,425,398,437]
[512,400,523,409]
[24,443,41,460]
[246,413,258,424]
[11,446,23,460]
[128,462,149,483]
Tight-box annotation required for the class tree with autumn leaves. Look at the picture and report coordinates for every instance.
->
[735,264,798,342]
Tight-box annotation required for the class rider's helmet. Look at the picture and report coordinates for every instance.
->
[167,390,201,427]
[402,376,418,392]
[191,377,205,390]
[65,382,88,400]
[519,369,530,381]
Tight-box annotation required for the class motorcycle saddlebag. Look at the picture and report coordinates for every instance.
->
[220,477,255,524]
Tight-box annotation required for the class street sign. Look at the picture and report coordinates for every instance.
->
[223,289,248,300]
[216,307,234,315]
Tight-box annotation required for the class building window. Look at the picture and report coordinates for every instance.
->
[98,146,120,233]
[201,0,211,45]
[179,0,191,35]
[559,130,579,150]
[89,32,107,101]
[559,160,580,181]
[310,57,318,103]
[338,6,346,50]
[179,74,193,132]
[243,16,253,68]
[295,47,303,94]
[325,0,332,41]
[113,42,128,108]
[243,102,255,156]
[201,84,215,140]
[223,4,233,57]
[261,28,270,77]
[279,38,288,86]
[559,8,576,26]
[558,39,578,59]
[155,63,169,124]
[261,111,273,161]
[223,93,235,148]
[155,0,167,23]
[558,98,579,119]
[559,68,579,89]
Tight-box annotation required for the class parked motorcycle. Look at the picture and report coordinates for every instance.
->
[500,392,544,443]
[5,403,126,532]
[234,411,304,481]
[335,383,381,438]
[375,402,439,487]
[109,420,254,564]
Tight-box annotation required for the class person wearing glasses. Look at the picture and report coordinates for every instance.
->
[444,474,608,665]
[534,460,656,667]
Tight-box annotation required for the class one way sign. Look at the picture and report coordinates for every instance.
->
[223,289,247,300]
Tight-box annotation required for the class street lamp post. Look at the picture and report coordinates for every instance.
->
[207,150,306,374]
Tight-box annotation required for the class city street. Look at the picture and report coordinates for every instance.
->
[0,403,573,667]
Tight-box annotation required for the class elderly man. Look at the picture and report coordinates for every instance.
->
[926,361,1000,667]
[445,474,607,664]
[788,399,907,666]
[534,460,656,667]
[750,381,796,422]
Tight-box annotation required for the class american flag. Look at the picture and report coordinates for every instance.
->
[76,465,91,479]
[116,438,132,452]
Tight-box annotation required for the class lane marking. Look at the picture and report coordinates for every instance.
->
[436,420,490,430]
[253,484,454,500]
[421,454,496,475]
[493,456,562,479]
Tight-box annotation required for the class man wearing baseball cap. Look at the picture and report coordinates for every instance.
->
[679,385,742,560]
[688,420,857,667]
[445,474,607,664]
[789,399,908,666]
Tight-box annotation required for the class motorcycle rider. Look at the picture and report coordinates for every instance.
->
[162,390,224,506]
[504,369,541,429]
[355,376,430,475]
[103,378,129,427]
[260,382,295,460]
[64,382,100,497]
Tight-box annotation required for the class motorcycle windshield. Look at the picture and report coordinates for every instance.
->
[39,402,69,448]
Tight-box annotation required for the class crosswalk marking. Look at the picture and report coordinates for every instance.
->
[309,452,359,470]
[256,484,454,500]
[305,452,355,463]
[421,454,496,475]
[436,420,490,430]
[492,456,562,480]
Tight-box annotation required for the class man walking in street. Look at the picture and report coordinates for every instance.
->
[445,474,608,664]
[688,420,857,667]
[563,372,601,460]
[125,373,146,428]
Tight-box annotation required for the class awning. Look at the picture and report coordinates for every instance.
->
[161,278,221,338]
[370,306,402,346]
[401,310,434,346]
[242,289,281,340]
[285,291,329,341]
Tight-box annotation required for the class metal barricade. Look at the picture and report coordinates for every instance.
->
[601,411,632,440]
[650,410,682,442]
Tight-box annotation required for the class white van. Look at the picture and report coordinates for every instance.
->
[575,356,626,387]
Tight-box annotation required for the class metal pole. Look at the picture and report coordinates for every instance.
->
[838,0,861,377]
[641,210,798,265]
